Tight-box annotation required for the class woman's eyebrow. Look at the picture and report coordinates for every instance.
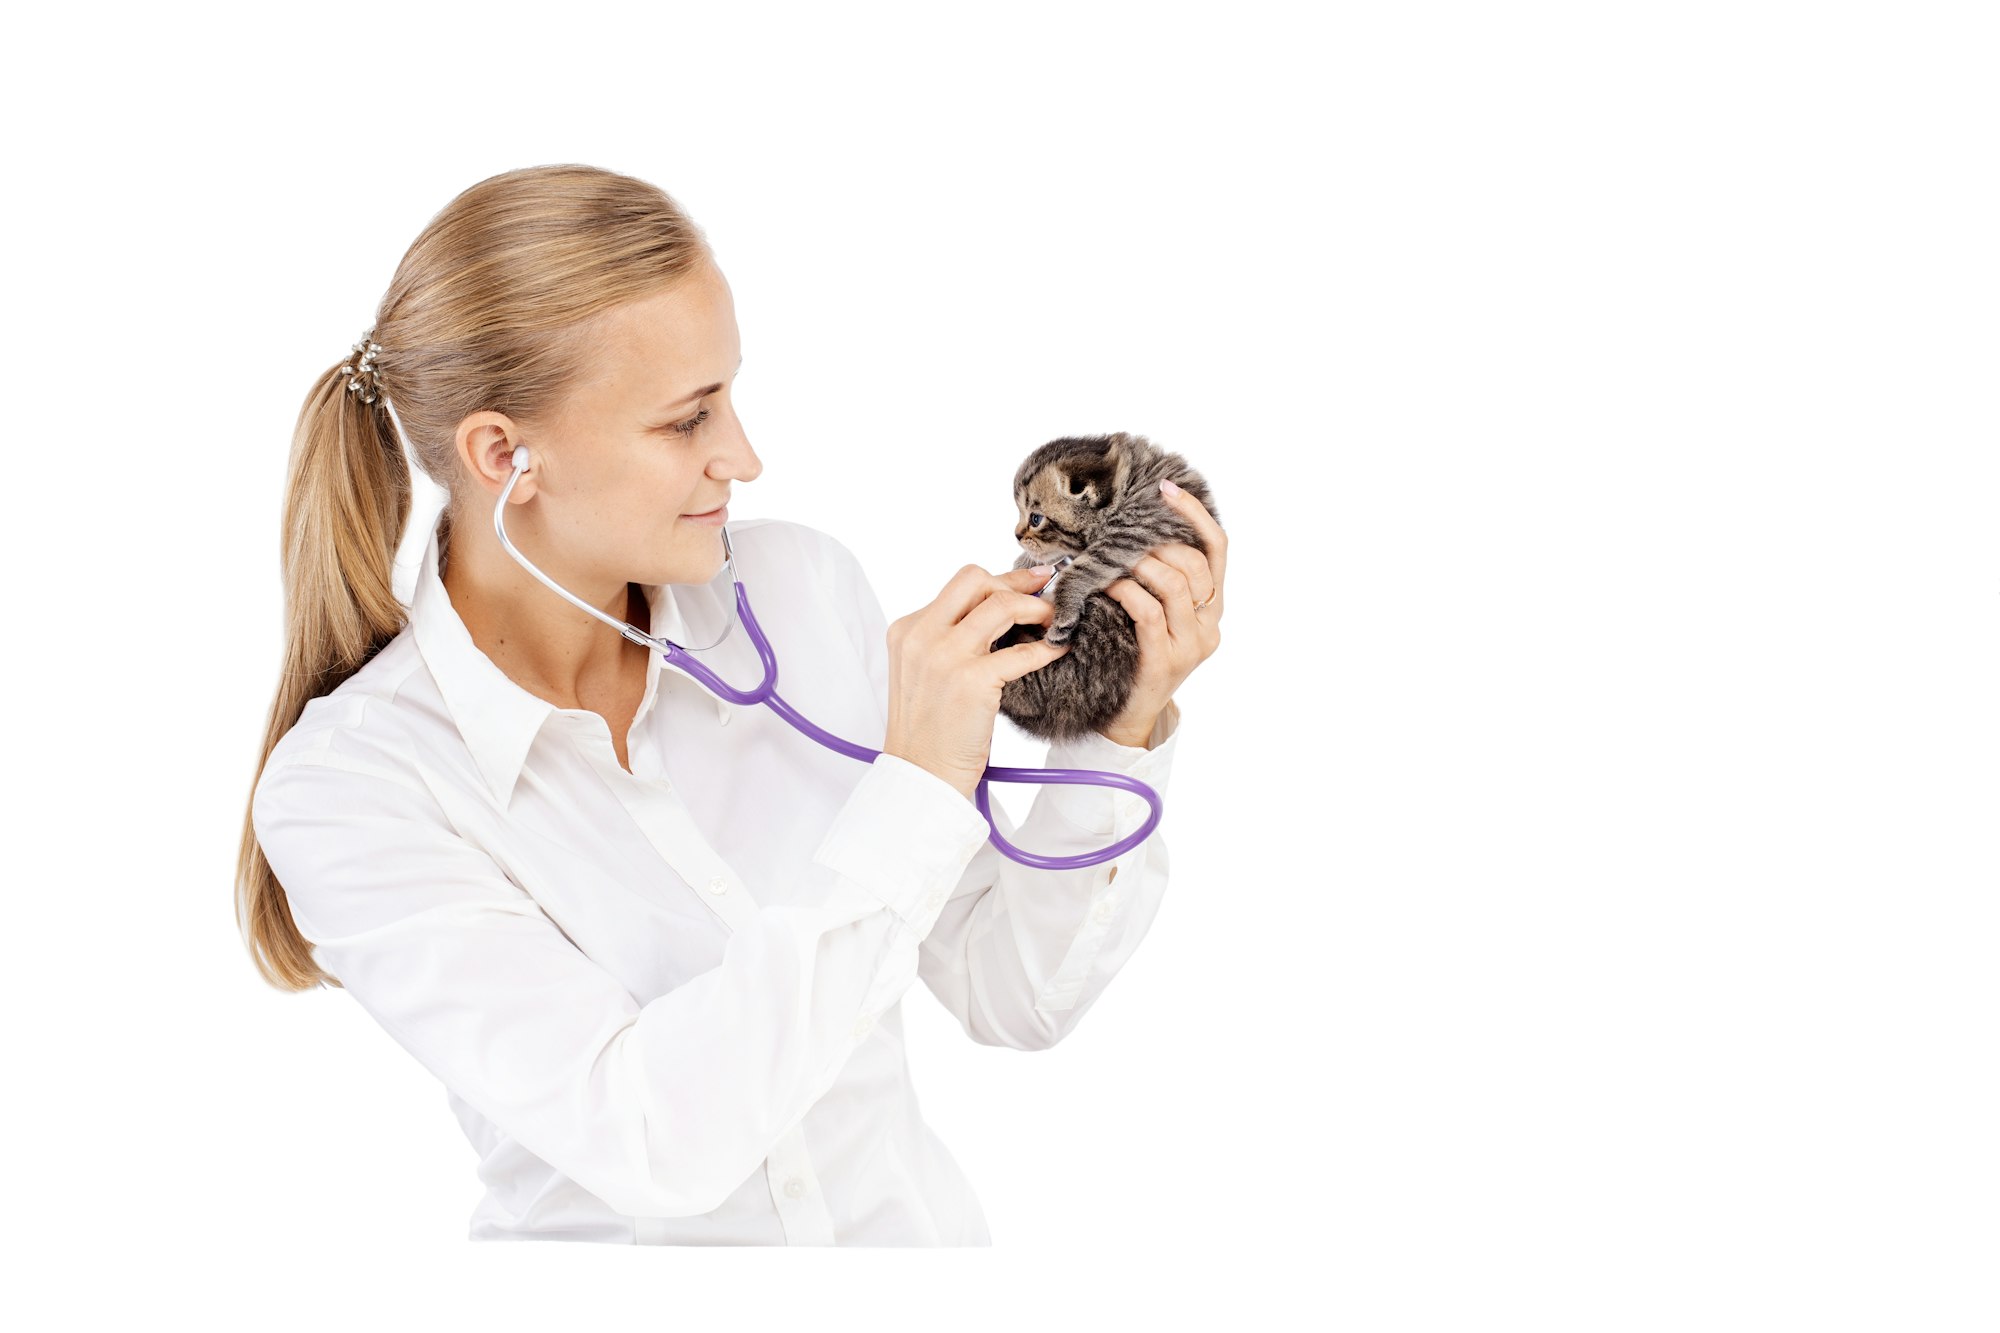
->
[656,355,744,411]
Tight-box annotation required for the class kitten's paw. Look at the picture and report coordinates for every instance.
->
[1046,613,1082,645]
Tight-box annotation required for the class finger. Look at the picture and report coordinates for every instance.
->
[1106,576,1174,656]
[957,588,1055,652]
[995,564,1067,602]
[926,564,1002,628]
[1160,480,1227,587]
[934,564,1061,628]
[1125,554,1197,647]
[990,635,1072,684]
[1005,563,1064,602]
[1150,543,1216,609]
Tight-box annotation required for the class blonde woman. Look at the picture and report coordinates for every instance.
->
[236,164,1226,1246]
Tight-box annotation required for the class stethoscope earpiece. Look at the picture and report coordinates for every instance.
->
[512,445,529,472]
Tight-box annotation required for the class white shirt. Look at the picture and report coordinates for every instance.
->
[251,509,1181,1246]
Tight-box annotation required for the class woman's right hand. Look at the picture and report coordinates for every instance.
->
[881,564,1071,800]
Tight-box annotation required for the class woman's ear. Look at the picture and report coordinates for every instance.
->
[457,412,526,495]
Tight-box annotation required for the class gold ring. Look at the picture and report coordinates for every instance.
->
[1192,591,1215,611]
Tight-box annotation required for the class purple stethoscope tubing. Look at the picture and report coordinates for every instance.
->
[659,575,1163,871]
[493,446,1160,871]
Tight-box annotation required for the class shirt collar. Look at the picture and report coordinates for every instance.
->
[409,511,720,805]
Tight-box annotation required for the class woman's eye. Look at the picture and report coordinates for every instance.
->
[667,407,710,437]
[1029,513,1044,529]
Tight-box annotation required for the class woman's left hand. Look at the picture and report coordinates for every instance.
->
[1096,482,1227,748]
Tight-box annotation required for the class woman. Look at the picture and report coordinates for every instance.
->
[235,164,1226,1246]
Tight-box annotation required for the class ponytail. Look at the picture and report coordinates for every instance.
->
[235,361,411,989]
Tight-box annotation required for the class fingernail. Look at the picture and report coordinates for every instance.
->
[1160,477,1183,497]
[1029,564,1054,576]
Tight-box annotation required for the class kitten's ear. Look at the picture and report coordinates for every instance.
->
[1067,435,1133,509]
[1104,434,1134,501]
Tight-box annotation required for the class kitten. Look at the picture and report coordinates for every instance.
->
[992,431,1221,743]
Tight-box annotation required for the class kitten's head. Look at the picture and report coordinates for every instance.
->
[1011,431,1151,562]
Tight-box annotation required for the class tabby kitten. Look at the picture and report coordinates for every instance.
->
[992,431,1221,743]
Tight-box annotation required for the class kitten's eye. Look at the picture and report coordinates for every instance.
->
[1028,513,1044,529]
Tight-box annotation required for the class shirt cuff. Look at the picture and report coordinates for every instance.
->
[811,752,995,936]
[1041,701,1182,837]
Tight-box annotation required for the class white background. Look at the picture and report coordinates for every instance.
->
[4,1,1994,1328]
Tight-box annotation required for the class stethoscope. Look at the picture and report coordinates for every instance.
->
[493,445,1162,870]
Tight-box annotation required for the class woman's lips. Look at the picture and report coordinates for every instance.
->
[682,503,728,524]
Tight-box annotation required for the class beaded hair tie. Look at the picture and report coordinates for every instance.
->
[340,330,383,404]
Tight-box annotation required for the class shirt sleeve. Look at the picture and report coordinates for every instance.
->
[822,530,1181,1051]
[252,735,993,1221]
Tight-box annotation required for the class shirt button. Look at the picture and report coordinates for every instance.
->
[1092,900,1114,924]
[707,875,730,895]
[784,1176,806,1199]
[924,888,946,912]
[852,1013,874,1038]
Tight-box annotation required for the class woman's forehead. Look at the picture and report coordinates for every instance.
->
[579,272,741,411]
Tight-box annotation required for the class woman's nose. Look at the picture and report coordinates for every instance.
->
[722,432,762,483]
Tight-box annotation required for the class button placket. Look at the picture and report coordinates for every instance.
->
[582,739,759,930]
[694,868,760,933]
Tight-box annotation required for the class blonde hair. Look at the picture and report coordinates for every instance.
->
[237,164,714,991]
